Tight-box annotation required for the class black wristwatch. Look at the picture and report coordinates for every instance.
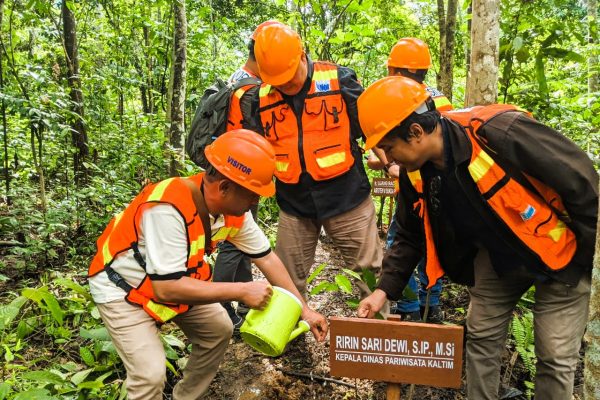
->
[383,161,396,173]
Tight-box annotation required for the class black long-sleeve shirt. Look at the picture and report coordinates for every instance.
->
[378,113,599,300]
[252,58,371,220]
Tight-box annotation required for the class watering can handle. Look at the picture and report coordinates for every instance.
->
[288,320,310,342]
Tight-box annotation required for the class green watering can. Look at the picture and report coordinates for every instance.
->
[240,286,310,356]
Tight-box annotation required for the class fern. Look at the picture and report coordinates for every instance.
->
[510,311,536,385]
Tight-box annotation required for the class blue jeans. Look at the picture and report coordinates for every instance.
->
[386,212,442,313]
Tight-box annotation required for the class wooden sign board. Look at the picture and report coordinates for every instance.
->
[329,317,464,388]
[372,178,396,197]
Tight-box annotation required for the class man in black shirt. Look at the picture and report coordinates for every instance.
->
[250,23,383,298]
[356,76,597,399]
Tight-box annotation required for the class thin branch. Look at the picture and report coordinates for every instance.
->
[276,367,357,389]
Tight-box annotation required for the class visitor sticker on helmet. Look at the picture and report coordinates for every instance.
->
[204,129,276,197]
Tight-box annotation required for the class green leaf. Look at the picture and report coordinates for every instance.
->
[80,327,111,341]
[535,54,549,99]
[3,344,14,362]
[22,287,65,325]
[16,318,37,338]
[162,334,185,349]
[309,281,333,296]
[13,389,56,400]
[0,296,27,331]
[341,268,361,280]
[70,369,93,386]
[361,268,377,292]
[345,298,359,308]
[77,380,104,390]
[334,274,352,294]
[512,36,523,52]
[80,347,95,367]
[22,370,65,385]
[54,278,91,298]
[165,359,179,376]
[0,382,11,400]
[307,263,326,284]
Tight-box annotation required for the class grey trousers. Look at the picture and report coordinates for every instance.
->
[466,249,591,400]
[98,299,232,400]
[274,196,383,298]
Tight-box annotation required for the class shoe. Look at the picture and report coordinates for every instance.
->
[420,306,444,323]
[399,311,422,322]
[222,302,245,336]
[237,303,250,317]
[231,313,244,336]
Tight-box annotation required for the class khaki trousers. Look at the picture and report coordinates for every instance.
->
[97,299,232,400]
[275,196,383,299]
[466,249,590,400]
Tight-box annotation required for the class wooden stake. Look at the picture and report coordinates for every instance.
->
[386,383,402,399]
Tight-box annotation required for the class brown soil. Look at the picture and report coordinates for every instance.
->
[202,239,585,400]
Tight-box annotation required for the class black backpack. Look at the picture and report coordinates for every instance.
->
[186,76,261,168]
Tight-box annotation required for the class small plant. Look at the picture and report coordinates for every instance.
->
[510,310,536,398]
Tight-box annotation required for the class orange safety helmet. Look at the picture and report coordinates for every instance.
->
[204,130,276,197]
[387,38,432,70]
[358,76,431,150]
[254,24,303,86]
[250,20,284,40]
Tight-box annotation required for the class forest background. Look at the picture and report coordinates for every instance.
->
[0,0,598,399]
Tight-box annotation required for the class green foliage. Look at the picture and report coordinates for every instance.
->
[510,310,536,398]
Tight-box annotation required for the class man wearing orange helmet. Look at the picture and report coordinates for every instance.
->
[250,23,383,299]
[373,37,452,322]
[228,20,283,83]
[356,76,597,399]
[215,20,285,335]
[88,130,328,400]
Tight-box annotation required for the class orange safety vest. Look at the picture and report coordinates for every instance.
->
[258,61,354,184]
[227,83,259,130]
[409,104,577,288]
[88,173,245,323]
[425,86,453,112]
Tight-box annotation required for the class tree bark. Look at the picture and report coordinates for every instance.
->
[167,0,186,177]
[584,181,600,399]
[465,0,499,106]
[436,0,458,102]
[589,0,599,94]
[62,0,88,183]
[0,0,9,205]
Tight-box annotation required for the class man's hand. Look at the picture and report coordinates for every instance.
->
[239,281,273,310]
[301,307,328,342]
[387,163,400,179]
[357,289,388,319]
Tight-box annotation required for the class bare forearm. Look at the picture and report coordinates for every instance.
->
[253,252,305,304]
[152,277,246,305]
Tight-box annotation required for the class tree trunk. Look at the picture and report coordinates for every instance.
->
[436,0,458,102]
[465,0,499,106]
[167,0,187,177]
[62,0,88,184]
[589,0,599,94]
[584,181,600,398]
[0,0,9,205]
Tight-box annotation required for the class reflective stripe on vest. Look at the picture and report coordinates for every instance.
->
[258,61,354,183]
[409,105,577,284]
[425,86,453,112]
[466,131,576,269]
[88,173,245,323]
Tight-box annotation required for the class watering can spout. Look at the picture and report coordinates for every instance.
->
[288,320,310,343]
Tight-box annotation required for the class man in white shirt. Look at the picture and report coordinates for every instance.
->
[88,130,327,400]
